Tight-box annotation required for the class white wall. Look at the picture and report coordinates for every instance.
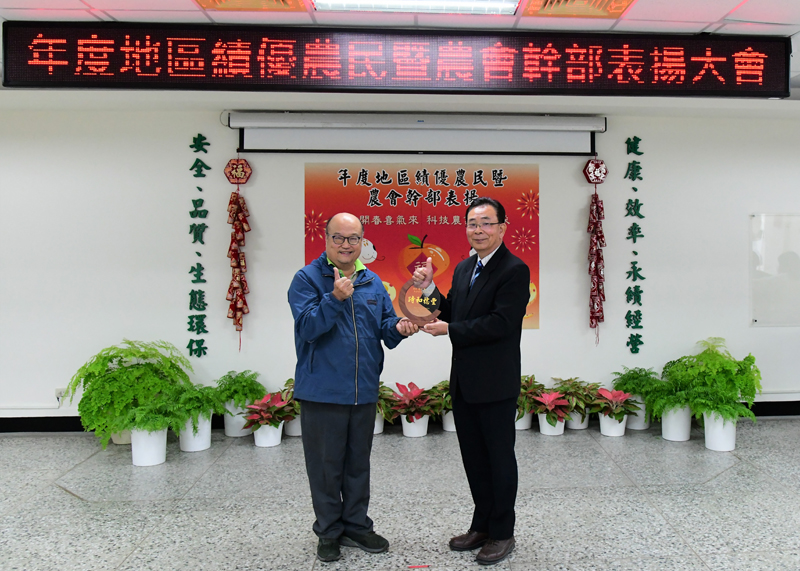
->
[1,109,798,417]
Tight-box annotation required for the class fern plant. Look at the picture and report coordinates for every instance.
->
[647,357,695,421]
[174,383,226,435]
[215,370,266,410]
[67,339,191,403]
[611,367,661,398]
[679,338,762,423]
[69,340,194,448]
[552,377,600,423]
[517,374,545,421]
[611,367,661,422]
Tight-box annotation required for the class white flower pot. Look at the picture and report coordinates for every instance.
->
[514,411,533,430]
[374,412,385,435]
[626,395,650,430]
[598,413,627,437]
[401,415,429,437]
[179,415,211,452]
[661,406,692,442]
[130,428,168,466]
[224,400,253,437]
[284,416,302,437]
[253,422,284,447]
[110,430,131,445]
[537,413,565,436]
[442,411,456,432]
[703,412,737,452]
[566,413,589,430]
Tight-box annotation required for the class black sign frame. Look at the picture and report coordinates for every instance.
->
[2,20,792,98]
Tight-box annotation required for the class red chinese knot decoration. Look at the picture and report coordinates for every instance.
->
[586,158,607,343]
[583,159,608,185]
[224,158,253,185]
[225,158,252,344]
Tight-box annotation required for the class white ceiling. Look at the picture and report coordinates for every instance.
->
[0,0,799,113]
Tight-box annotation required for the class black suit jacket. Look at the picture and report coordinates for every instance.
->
[432,242,530,404]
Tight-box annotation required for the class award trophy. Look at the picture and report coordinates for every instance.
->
[397,271,441,326]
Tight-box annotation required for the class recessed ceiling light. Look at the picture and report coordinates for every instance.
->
[312,0,520,16]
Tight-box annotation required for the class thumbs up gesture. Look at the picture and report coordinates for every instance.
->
[332,268,354,301]
[412,257,434,290]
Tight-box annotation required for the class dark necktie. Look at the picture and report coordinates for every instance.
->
[470,260,483,289]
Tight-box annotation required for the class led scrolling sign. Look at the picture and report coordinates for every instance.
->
[2,22,791,98]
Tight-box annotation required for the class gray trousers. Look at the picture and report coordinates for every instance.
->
[299,400,376,539]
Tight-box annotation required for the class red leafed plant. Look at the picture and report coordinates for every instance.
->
[390,382,435,423]
[590,388,641,422]
[241,393,297,430]
[532,390,572,428]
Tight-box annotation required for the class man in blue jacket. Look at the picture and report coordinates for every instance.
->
[288,212,418,563]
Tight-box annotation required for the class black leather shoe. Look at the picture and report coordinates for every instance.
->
[476,537,515,565]
[317,538,341,562]
[449,530,490,551]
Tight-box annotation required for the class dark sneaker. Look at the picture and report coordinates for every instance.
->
[339,531,390,553]
[317,538,341,562]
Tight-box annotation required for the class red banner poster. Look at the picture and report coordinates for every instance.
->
[305,163,540,328]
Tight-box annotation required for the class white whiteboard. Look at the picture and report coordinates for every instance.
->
[750,214,800,326]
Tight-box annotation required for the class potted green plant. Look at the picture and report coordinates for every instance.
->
[531,390,572,436]
[650,359,695,442]
[215,370,266,437]
[610,367,661,430]
[375,381,396,435]
[677,337,762,451]
[390,382,435,437]
[590,388,641,437]
[281,379,302,437]
[427,380,455,432]
[68,339,193,465]
[175,383,226,452]
[242,393,297,447]
[552,377,600,430]
[516,374,544,430]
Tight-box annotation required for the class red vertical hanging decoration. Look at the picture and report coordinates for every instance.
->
[584,157,607,344]
[224,158,253,349]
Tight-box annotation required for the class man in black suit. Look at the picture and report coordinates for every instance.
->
[413,196,529,566]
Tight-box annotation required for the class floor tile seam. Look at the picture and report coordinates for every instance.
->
[175,436,239,500]
[585,425,714,568]
[106,496,208,571]
[49,442,104,482]
[728,453,800,498]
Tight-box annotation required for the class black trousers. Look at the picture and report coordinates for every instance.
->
[299,400,376,539]
[452,389,518,540]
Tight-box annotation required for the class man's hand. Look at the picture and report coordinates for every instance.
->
[412,257,434,290]
[422,319,448,336]
[396,318,419,337]
[332,268,354,301]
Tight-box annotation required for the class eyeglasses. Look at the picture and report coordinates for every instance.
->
[327,234,363,245]
[466,222,502,231]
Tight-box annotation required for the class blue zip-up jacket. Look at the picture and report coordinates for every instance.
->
[288,252,405,405]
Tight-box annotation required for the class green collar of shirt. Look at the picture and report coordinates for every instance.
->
[327,257,366,275]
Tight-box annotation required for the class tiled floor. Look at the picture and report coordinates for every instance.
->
[1,418,799,571]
